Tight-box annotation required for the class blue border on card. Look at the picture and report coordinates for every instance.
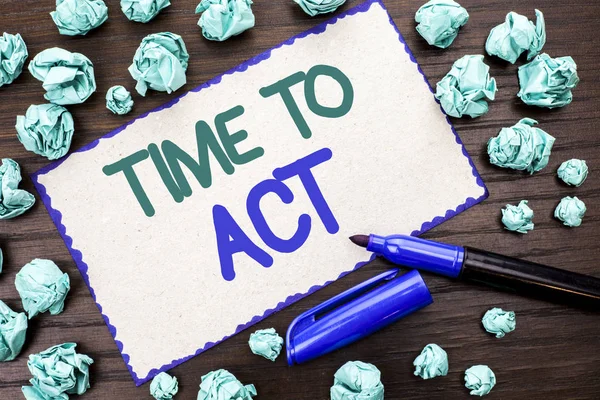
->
[31,0,488,386]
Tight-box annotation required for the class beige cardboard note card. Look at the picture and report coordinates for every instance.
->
[33,0,487,384]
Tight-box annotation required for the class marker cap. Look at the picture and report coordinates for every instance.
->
[286,269,432,365]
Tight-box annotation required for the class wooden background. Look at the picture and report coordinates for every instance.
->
[1,0,599,398]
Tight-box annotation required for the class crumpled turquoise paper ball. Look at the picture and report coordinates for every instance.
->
[413,343,449,379]
[0,158,36,220]
[464,365,496,396]
[121,0,171,23]
[485,9,545,64]
[330,361,384,400]
[248,327,283,361]
[0,300,28,362]
[557,159,588,187]
[482,307,516,338]
[150,372,179,400]
[21,343,93,400]
[0,32,28,87]
[415,0,469,49]
[15,259,70,319]
[501,200,534,234]
[51,0,108,36]
[197,369,257,400]
[487,118,554,174]
[196,0,255,42]
[28,47,96,105]
[435,54,497,118]
[517,53,579,108]
[106,85,134,115]
[554,196,586,227]
[16,103,75,160]
[293,0,347,17]
[129,32,189,96]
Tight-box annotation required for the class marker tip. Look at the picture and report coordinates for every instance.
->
[349,234,369,248]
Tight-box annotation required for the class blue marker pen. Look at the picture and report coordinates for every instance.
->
[286,234,600,366]
[351,234,600,309]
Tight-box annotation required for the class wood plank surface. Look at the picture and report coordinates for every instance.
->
[0,0,599,398]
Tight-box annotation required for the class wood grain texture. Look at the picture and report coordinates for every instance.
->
[1,0,599,398]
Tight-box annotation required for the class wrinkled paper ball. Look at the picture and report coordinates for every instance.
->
[501,200,534,234]
[121,0,171,23]
[415,0,469,49]
[435,55,497,118]
[330,361,384,400]
[51,0,108,36]
[128,32,189,96]
[0,158,35,220]
[106,85,134,115]
[0,300,28,362]
[196,0,255,41]
[0,32,28,87]
[487,118,554,174]
[482,307,516,338]
[28,47,96,105]
[22,343,93,400]
[150,372,179,400]
[464,365,496,396]
[517,53,579,108]
[16,103,74,160]
[485,10,545,64]
[293,0,347,17]
[248,328,283,361]
[554,196,586,227]
[557,159,588,187]
[197,369,257,400]
[413,343,449,379]
[15,259,70,319]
